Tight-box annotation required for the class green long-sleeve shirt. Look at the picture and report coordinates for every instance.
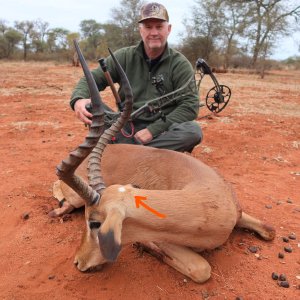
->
[70,41,199,137]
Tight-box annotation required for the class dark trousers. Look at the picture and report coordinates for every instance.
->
[113,119,203,152]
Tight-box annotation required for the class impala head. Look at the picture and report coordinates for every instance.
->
[74,184,134,271]
[56,40,133,271]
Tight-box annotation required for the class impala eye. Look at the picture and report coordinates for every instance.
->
[89,221,101,230]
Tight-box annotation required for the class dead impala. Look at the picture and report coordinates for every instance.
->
[54,41,275,283]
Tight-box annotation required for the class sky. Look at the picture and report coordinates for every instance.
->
[1,0,299,60]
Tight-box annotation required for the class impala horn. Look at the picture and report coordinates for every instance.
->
[56,40,133,206]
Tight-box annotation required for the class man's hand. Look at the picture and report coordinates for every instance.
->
[134,128,153,144]
[74,99,93,125]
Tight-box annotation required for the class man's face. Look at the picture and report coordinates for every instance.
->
[139,19,171,53]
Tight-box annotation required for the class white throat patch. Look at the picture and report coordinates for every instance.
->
[118,186,126,193]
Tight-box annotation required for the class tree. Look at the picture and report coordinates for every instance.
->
[220,0,250,68]
[66,32,81,50]
[47,27,70,52]
[182,0,227,64]
[183,0,300,68]
[244,0,300,67]
[14,20,34,60]
[179,36,215,64]
[31,19,49,53]
[79,19,104,59]
[182,0,249,67]
[3,29,22,58]
[110,0,144,46]
[0,19,8,34]
[0,20,22,58]
[99,23,124,51]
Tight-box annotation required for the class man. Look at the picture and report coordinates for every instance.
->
[70,2,202,152]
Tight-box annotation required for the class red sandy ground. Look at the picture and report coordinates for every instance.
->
[0,61,299,300]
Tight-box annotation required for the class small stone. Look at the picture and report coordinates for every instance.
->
[22,212,30,220]
[282,237,289,242]
[296,275,300,280]
[201,290,209,299]
[278,281,289,288]
[272,272,279,280]
[48,275,55,280]
[248,246,258,253]
[288,234,296,240]
[287,199,293,204]
[265,204,272,209]
[279,274,287,281]
[276,201,282,205]
[183,278,187,283]
[236,297,243,300]
[284,247,292,253]
[278,252,284,259]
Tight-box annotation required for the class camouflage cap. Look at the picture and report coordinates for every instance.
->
[138,2,169,23]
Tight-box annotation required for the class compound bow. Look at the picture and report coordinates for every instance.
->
[195,58,231,113]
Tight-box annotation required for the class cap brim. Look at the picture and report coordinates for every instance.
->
[138,17,168,23]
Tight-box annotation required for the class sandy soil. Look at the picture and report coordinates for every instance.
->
[0,61,299,300]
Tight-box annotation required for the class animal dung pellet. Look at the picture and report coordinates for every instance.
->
[282,237,289,243]
[272,272,279,280]
[288,233,296,240]
[248,246,258,253]
[278,281,289,288]
[284,246,292,253]
[279,274,287,281]
[278,252,284,259]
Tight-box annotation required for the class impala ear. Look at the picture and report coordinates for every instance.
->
[98,207,125,262]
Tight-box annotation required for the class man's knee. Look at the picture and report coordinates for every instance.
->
[188,122,203,143]
[171,121,202,144]
[166,121,202,152]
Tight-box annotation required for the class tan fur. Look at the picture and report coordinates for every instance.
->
[54,144,275,283]
[52,144,228,215]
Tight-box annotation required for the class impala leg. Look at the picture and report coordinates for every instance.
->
[138,241,211,283]
[49,180,82,217]
[48,201,75,217]
[236,212,276,241]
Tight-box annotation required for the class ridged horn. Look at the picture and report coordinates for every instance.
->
[56,39,105,206]
[88,48,133,195]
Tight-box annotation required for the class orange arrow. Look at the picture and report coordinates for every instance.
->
[134,196,166,219]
